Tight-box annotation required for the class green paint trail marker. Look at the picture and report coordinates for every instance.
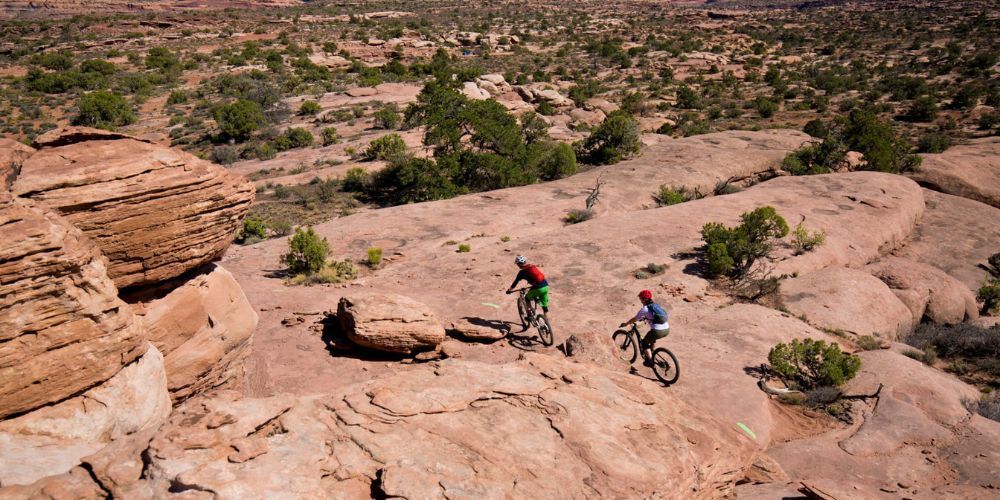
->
[737,422,757,441]
[481,302,500,309]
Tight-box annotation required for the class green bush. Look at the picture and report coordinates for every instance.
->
[73,91,135,130]
[563,208,594,224]
[167,90,189,106]
[803,119,829,139]
[363,133,408,161]
[781,139,845,175]
[905,95,939,122]
[372,105,401,129]
[531,141,577,180]
[238,216,268,243]
[676,85,702,109]
[282,227,329,274]
[790,221,826,254]
[906,323,1000,379]
[840,107,921,173]
[655,185,700,206]
[754,96,779,118]
[80,59,116,75]
[145,47,181,72]
[701,206,789,277]
[917,132,952,153]
[275,127,313,150]
[580,111,641,165]
[299,100,321,116]
[214,100,266,141]
[321,127,339,146]
[289,260,357,286]
[343,167,368,192]
[210,145,240,165]
[768,338,861,390]
[457,243,471,253]
[980,279,1000,315]
[366,247,383,267]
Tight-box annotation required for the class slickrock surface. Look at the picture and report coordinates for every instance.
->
[12,355,755,498]
[338,293,446,354]
[912,137,1000,209]
[0,346,170,486]
[865,256,979,325]
[765,351,999,496]
[0,192,144,420]
[896,189,1000,290]
[133,264,258,401]
[12,128,254,288]
[779,267,914,340]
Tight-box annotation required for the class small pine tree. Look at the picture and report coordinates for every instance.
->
[282,227,329,274]
[768,338,861,390]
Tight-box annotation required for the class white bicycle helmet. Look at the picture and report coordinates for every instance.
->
[514,255,527,265]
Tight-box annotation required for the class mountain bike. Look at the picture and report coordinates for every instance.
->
[612,324,679,385]
[513,288,554,347]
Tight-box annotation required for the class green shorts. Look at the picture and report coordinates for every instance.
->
[525,286,550,309]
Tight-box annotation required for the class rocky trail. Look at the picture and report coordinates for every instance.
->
[1,127,998,498]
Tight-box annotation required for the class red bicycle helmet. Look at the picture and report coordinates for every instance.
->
[638,290,653,300]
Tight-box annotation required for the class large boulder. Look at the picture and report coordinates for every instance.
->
[911,138,1000,209]
[865,257,978,325]
[0,345,170,486]
[12,128,255,289]
[132,264,259,401]
[0,192,145,420]
[338,293,445,354]
[779,267,914,340]
[79,355,756,497]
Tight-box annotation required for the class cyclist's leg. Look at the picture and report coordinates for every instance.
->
[526,286,550,314]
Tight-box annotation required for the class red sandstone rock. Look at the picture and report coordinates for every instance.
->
[12,128,255,288]
[0,192,145,420]
[133,264,258,401]
[338,293,446,354]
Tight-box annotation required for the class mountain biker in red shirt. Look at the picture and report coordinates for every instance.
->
[620,290,670,365]
[505,255,549,313]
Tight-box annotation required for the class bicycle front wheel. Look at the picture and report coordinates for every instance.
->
[651,348,680,385]
[612,330,637,364]
[536,314,554,346]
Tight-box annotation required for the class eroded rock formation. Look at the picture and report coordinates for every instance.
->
[13,128,254,288]
[338,293,446,354]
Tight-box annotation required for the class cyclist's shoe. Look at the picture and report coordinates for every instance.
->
[642,358,653,367]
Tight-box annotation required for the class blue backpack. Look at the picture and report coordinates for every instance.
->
[648,303,668,325]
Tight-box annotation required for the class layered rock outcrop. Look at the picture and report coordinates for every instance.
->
[0,191,145,420]
[133,264,258,401]
[912,137,1000,209]
[13,128,255,288]
[0,138,32,189]
[338,293,446,354]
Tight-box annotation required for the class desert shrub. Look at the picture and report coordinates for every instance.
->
[457,243,471,253]
[790,221,826,254]
[73,91,135,130]
[210,145,240,165]
[145,47,181,72]
[298,100,321,116]
[803,119,829,139]
[754,96,779,118]
[701,206,789,277]
[32,51,74,70]
[676,85,702,109]
[271,220,292,236]
[289,260,357,286]
[214,99,266,141]
[80,59,116,75]
[342,167,369,192]
[904,95,939,122]
[366,247,383,267]
[321,127,339,146]
[273,184,290,199]
[634,262,668,279]
[282,227,329,274]
[980,279,1000,315]
[372,105,401,129]
[840,107,921,173]
[655,185,701,206]
[167,90,189,106]
[275,127,313,151]
[967,392,1000,423]
[768,338,861,390]
[579,111,641,165]
[917,132,952,153]
[904,346,939,365]
[564,208,594,225]
[363,133,407,161]
[781,138,846,175]
[536,100,556,116]
[365,156,461,204]
[531,141,577,180]
[856,335,883,351]
[253,142,277,160]
[238,216,268,243]
[905,323,1000,378]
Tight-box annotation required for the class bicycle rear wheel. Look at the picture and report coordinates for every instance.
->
[517,295,531,328]
[536,314,554,346]
[612,330,637,364]
[651,348,680,385]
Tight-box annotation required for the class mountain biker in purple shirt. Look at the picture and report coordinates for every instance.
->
[620,289,670,365]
